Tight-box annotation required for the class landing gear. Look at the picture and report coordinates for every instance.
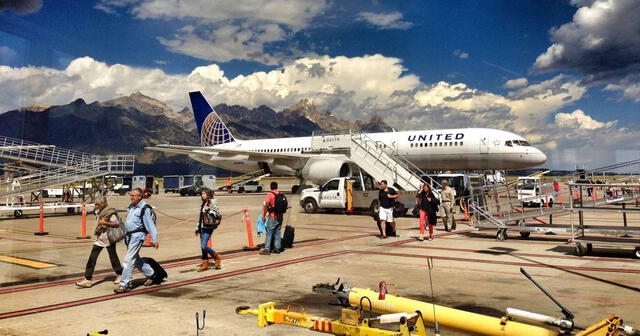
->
[635,247,640,259]
[575,243,586,257]
[14,210,23,218]
[519,231,531,239]
[292,185,299,194]
[496,228,507,241]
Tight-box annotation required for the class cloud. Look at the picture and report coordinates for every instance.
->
[0,0,42,14]
[533,0,640,83]
[555,109,616,129]
[503,78,529,89]
[453,50,469,59]
[0,46,18,64]
[96,0,328,65]
[356,11,413,30]
[603,73,640,102]
[0,55,635,169]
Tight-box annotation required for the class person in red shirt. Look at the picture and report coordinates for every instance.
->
[260,182,282,255]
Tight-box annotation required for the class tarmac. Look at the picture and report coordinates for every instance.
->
[0,185,639,335]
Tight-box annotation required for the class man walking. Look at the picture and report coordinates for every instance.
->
[260,182,283,255]
[115,188,159,293]
[440,180,456,231]
[378,180,398,238]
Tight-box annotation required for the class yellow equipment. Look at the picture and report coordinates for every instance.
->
[312,275,638,336]
[236,302,431,336]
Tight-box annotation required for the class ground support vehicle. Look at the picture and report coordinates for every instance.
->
[0,202,95,219]
[299,176,416,217]
[517,176,555,207]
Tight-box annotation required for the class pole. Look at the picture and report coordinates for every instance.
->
[77,203,91,239]
[242,208,257,251]
[34,200,48,236]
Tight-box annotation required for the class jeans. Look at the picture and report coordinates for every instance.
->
[84,244,122,280]
[264,216,282,252]
[199,230,217,259]
[120,239,155,287]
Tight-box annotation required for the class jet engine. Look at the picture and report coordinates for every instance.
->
[300,157,352,185]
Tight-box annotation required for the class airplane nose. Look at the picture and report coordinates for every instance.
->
[532,149,547,164]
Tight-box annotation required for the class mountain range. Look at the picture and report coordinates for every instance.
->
[0,93,391,175]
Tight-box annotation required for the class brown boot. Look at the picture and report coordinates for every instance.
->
[213,254,222,269]
[197,259,209,272]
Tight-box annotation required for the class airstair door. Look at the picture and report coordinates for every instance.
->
[479,137,490,154]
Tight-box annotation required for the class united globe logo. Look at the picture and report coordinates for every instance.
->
[201,112,234,146]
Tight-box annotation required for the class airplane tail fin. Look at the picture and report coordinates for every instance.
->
[189,91,236,146]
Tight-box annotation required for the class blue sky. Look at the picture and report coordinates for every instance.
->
[0,0,639,168]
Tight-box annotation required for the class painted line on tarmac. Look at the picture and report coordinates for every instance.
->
[382,229,473,247]
[0,250,350,320]
[0,233,374,293]
[0,242,88,255]
[353,250,640,274]
[0,228,79,240]
[0,255,60,269]
[392,244,639,263]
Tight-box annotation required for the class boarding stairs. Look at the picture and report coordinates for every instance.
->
[310,132,438,191]
[1,135,135,199]
[217,169,270,191]
[468,159,640,234]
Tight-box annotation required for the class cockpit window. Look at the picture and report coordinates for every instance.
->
[509,140,532,147]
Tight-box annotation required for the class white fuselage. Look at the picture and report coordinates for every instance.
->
[189,128,547,177]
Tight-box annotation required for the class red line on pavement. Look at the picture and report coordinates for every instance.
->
[0,251,349,320]
[393,244,639,263]
[353,250,640,274]
[0,233,374,295]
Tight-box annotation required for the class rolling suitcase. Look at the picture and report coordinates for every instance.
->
[140,257,167,284]
[281,212,295,249]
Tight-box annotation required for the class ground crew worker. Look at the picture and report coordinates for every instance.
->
[226,177,233,193]
[440,180,456,231]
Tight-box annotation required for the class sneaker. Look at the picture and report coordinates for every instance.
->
[259,250,271,255]
[428,237,433,241]
[416,237,424,241]
[143,278,154,287]
[272,249,281,254]
[113,275,121,285]
[114,285,130,294]
[75,279,92,288]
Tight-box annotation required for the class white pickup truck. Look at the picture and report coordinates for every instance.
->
[299,176,417,216]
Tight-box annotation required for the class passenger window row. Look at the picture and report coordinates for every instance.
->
[249,147,311,153]
[410,141,464,148]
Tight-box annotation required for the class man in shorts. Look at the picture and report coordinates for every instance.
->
[378,180,398,239]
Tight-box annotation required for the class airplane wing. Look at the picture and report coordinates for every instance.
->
[145,144,312,161]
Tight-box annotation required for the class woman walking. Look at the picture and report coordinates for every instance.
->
[195,188,222,271]
[75,197,123,288]
[416,184,440,241]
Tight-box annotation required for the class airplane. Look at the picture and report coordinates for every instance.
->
[146,91,547,192]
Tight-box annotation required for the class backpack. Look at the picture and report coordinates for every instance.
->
[269,192,288,214]
[127,204,156,235]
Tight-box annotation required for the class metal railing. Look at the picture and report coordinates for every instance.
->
[0,135,95,167]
